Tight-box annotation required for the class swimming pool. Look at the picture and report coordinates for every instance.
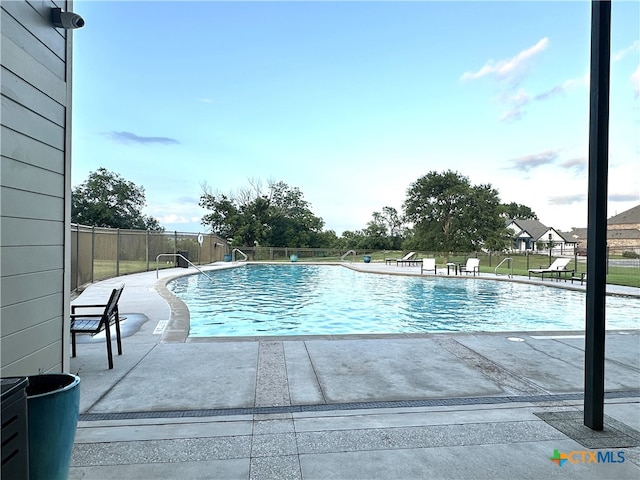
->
[167,264,639,337]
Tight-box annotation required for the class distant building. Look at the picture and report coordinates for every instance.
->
[506,219,576,254]
[562,227,588,255]
[562,204,640,255]
[607,205,640,254]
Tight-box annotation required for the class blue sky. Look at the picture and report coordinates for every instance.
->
[72,1,639,235]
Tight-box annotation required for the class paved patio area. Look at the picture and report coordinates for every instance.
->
[69,262,640,479]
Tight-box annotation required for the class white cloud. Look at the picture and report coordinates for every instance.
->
[105,131,180,145]
[613,40,640,62]
[508,149,560,172]
[558,157,587,175]
[548,194,585,206]
[460,38,589,122]
[460,37,549,84]
[499,89,531,122]
[631,64,640,97]
[157,214,191,224]
[504,89,531,107]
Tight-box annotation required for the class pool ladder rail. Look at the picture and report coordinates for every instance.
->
[494,257,513,278]
[155,253,214,282]
[341,250,356,262]
[232,248,248,262]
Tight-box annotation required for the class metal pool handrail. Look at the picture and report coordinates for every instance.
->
[156,254,214,281]
[494,257,513,278]
[232,248,248,261]
[341,250,356,262]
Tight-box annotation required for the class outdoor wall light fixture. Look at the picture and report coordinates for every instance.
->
[51,7,85,29]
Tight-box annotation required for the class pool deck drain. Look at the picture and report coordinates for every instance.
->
[79,390,640,422]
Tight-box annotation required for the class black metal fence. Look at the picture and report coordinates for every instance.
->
[71,225,639,291]
[71,224,228,291]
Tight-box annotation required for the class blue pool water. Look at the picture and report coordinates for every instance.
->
[167,264,639,337]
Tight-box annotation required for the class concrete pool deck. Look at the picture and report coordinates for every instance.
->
[69,262,640,479]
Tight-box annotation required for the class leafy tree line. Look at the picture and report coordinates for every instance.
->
[200,170,537,252]
[71,168,163,230]
[71,168,538,252]
[199,179,337,248]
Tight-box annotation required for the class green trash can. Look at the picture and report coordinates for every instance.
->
[27,374,80,480]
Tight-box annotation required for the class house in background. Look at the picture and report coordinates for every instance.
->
[607,205,640,254]
[563,204,640,256]
[506,219,576,254]
[1,1,77,376]
[562,227,588,255]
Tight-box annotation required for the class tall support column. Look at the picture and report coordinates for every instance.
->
[584,0,611,431]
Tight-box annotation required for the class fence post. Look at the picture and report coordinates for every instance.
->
[146,229,150,271]
[174,231,178,258]
[74,224,79,289]
[75,224,80,289]
[116,228,121,277]
[91,226,95,283]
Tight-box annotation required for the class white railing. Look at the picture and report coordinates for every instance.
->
[155,254,214,281]
[341,250,356,262]
[232,248,248,261]
[494,257,513,278]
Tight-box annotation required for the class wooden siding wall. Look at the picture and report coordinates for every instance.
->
[1,0,72,376]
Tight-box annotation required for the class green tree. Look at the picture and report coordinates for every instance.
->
[403,170,508,252]
[267,181,325,247]
[236,195,271,247]
[339,230,367,249]
[314,229,341,249]
[72,168,163,230]
[199,189,269,247]
[362,221,389,250]
[199,193,241,241]
[499,202,538,220]
[199,180,325,247]
[369,206,404,249]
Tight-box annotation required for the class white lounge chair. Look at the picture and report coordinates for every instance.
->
[421,258,438,275]
[528,257,572,281]
[385,252,417,265]
[459,258,480,276]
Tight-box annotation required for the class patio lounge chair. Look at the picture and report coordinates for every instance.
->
[70,283,125,369]
[421,258,438,275]
[459,258,480,276]
[571,272,587,285]
[385,252,418,266]
[528,258,573,282]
